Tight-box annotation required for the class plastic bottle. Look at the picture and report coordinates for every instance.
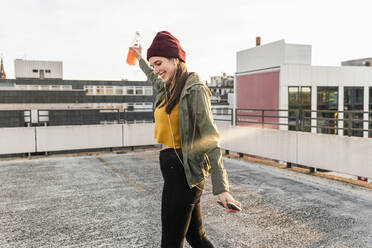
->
[126,31,141,66]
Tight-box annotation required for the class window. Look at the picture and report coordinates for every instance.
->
[106,86,114,95]
[135,86,143,95]
[126,87,134,95]
[85,86,93,94]
[317,87,338,135]
[288,86,311,132]
[115,87,123,95]
[32,69,38,73]
[142,102,153,111]
[144,87,153,95]
[288,87,299,106]
[344,87,363,137]
[45,69,51,73]
[127,103,134,111]
[96,86,104,95]
[116,105,124,112]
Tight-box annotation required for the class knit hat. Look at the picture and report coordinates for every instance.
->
[147,31,186,63]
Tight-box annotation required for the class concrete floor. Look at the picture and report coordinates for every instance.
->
[0,150,371,248]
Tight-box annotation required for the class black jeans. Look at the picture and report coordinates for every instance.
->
[159,148,214,248]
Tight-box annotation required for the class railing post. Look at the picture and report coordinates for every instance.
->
[262,110,265,128]
[295,109,299,131]
[235,108,238,126]
[348,111,352,137]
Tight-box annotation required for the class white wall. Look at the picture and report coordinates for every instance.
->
[0,124,157,155]
[281,64,372,86]
[236,40,311,74]
[1,124,371,179]
[219,126,372,179]
[36,124,123,152]
[123,123,157,146]
[237,40,285,73]
[14,59,63,79]
[0,127,35,154]
[219,126,297,163]
[297,132,372,178]
[284,44,312,65]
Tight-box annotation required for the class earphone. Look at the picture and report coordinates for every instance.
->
[164,71,184,167]
[164,69,205,192]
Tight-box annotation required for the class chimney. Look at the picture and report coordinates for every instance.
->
[256,36,261,46]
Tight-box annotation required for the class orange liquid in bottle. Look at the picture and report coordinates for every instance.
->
[126,49,136,65]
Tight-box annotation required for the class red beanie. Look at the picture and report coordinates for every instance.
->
[147,31,186,63]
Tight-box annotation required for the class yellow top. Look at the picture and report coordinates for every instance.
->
[154,101,181,149]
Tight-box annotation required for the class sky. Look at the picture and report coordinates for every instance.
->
[1,0,372,82]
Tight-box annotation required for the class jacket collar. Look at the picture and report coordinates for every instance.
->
[181,72,211,98]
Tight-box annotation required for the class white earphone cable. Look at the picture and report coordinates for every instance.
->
[164,66,204,191]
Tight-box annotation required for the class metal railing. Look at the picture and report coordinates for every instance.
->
[235,108,289,128]
[234,108,372,137]
[0,108,155,127]
[303,110,372,137]
[1,107,372,138]
[212,107,234,124]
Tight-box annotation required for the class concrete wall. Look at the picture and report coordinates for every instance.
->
[297,132,372,178]
[281,64,372,86]
[220,126,297,162]
[15,59,63,79]
[219,126,372,179]
[0,124,157,155]
[1,124,371,179]
[284,44,312,65]
[236,40,311,73]
[0,127,36,154]
[123,123,156,146]
[237,40,285,73]
[36,124,123,152]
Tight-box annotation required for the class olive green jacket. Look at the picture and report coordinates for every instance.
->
[139,58,229,195]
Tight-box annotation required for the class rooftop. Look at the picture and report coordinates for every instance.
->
[1,150,371,247]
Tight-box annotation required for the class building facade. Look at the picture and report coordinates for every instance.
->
[0,59,155,127]
[15,59,63,79]
[236,39,372,137]
[208,73,234,125]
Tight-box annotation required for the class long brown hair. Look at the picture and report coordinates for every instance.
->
[159,61,189,114]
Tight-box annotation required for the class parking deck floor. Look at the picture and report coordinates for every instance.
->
[0,150,371,247]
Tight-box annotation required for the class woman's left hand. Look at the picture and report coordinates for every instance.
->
[217,192,242,213]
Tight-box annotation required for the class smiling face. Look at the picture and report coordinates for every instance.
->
[148,56,178,84]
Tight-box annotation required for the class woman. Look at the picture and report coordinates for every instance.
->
[130,31,241,248]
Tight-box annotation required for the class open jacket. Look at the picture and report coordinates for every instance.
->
[139,58,229,195]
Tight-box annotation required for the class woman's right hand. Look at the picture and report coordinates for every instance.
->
[217,192,242,213]
[130,45,142,60]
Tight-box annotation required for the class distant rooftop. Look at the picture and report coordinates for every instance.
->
[341,57,372,67]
